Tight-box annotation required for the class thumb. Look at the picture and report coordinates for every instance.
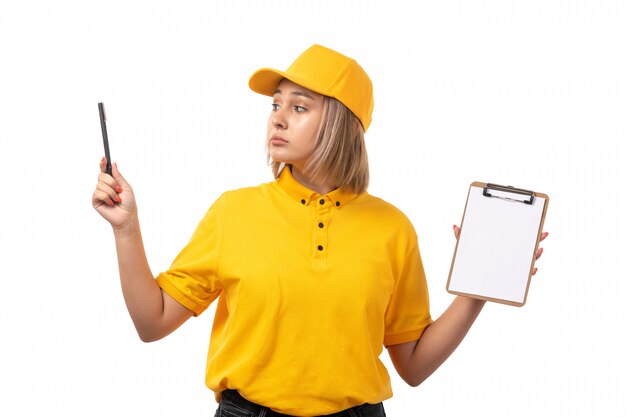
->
[111,162,130,188]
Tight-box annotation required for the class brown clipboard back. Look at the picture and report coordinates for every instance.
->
[446,182,549,307]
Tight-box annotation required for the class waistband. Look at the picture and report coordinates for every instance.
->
[220,389,383,417]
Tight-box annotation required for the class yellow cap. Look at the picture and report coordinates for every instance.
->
[249,44,374,132]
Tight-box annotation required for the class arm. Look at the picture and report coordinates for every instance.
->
[388,226,548,387]
[113,219,193,342]
[387,296,485,387]
[93,158,193,342]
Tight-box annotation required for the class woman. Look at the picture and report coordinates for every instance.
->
[92,45,547,417]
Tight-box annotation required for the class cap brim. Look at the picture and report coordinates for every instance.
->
[249,68,333,98]
[249,68,289,96]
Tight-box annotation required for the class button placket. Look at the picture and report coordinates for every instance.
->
[313,197,330,261]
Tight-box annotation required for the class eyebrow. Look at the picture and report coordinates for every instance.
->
[273,88,317,100]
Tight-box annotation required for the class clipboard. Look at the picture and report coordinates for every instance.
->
[446,182,549,307]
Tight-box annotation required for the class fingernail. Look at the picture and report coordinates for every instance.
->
[115,196,121,203]
[108,199,114,206]
[115,186,122,193]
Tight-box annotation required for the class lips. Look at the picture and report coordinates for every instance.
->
[270,134,288,144]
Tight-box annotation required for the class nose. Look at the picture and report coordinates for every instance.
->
[271,107,287,130]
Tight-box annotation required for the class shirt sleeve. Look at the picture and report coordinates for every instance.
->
[155,197,224,316]
[383,221,433,347]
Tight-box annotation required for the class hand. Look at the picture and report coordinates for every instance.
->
[92,157,137,229]
[452,225,549,276]
[532,231,549,275]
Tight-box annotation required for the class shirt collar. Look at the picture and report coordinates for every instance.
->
[276,165,359,208]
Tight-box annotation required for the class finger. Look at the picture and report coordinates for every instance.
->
[453,225,460,240]
[98,172,121,192]
[532,267,538,275]
[540,231,549,241]
[92,189,116,206]
[96,181,122,204]
[535,247,544,260]
[98,156,122,193]
[100,156,107,173]
[111,162,130,189]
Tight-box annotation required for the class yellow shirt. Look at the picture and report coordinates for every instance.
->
[156,167,432,416]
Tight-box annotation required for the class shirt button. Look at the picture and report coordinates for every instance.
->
[317,245,323,251]
[319,199,325,205]
[335,201,340,207]
[301,199,306,205]
[318,222,324,228]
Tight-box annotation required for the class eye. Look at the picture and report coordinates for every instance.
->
[271,103,280,111]
[294,105,307,113]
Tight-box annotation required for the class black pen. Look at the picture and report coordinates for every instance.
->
[98,102,112,175]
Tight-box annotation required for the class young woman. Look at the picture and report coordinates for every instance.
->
[92,45,547,417]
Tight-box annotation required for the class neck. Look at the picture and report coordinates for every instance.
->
[290,165,335,195]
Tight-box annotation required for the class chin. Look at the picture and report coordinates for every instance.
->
[268,152,290,165]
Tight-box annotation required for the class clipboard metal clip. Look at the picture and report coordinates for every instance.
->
[482,183,535,205]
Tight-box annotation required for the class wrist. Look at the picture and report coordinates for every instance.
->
[456,296,487,313]
[112,216,140,238]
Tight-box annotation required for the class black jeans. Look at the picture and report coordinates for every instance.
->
[214,389,386,417]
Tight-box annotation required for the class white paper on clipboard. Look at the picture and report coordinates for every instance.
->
[446,182,549,306]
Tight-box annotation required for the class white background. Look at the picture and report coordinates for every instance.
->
[1,1,624,416]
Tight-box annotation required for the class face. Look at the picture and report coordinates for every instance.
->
[266,79,325,172]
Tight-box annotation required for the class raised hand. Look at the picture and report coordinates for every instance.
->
[92,157,137,230]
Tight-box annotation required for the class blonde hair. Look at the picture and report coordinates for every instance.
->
[269,96,369,194]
